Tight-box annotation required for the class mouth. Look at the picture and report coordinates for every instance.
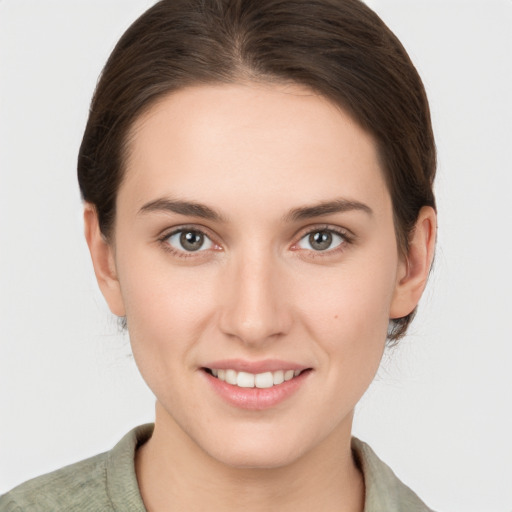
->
[203,368,310,389]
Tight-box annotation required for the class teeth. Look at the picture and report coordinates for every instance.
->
[254,372,273,388]
[225,369,237,385]
[211,368,303,388]
[273,370,284,385]
[237,371,255,388]
[284,370,294,381]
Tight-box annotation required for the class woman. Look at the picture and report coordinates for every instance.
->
[0,0,437,510]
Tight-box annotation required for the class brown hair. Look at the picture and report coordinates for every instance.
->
[78,0,436,342]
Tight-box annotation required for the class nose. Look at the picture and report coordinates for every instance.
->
[218,250,292,347]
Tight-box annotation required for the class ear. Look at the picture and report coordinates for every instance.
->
[390,206,437,319]
[83,203,126,317]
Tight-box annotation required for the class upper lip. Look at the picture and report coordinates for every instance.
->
[202,359,310,374]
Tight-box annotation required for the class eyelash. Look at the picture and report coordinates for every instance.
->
[157,225,354,258]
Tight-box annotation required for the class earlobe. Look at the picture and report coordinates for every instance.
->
[390,206,437,319]
[83,204,126,317]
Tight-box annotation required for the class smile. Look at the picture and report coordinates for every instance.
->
[202,364,311,410]
[206,368,303,388]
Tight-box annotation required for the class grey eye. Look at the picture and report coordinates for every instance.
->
[298,230,344,251]
[167,230,213,252]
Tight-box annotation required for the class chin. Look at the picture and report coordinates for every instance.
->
[194,420,327,470]
[209,439,304,470]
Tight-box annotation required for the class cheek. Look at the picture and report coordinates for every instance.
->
[293,246,398,383]
[116,250,218,368]
[299,261,396,340]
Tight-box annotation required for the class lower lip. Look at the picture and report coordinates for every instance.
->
[202,370,310,410]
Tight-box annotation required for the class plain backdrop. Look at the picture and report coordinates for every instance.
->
[1,1,511,511]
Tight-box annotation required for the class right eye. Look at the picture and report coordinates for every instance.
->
[165,229,214,253]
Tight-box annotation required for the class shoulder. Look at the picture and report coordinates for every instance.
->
[0,451,111,512]
[352,438,435,512]
[0,424,153,512]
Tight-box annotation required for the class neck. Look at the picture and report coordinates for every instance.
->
[135,403,364,512]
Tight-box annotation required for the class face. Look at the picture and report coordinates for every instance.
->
[98,83,410,468]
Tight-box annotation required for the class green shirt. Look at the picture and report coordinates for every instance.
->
[0,425,433,511]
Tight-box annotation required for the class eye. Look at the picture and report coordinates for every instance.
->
[296,229,346,252]
[165,229,214,252]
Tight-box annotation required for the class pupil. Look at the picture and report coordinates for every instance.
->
[310,231,332,251]
[180,231,203,251]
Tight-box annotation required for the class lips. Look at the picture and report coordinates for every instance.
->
[201,360,311,410]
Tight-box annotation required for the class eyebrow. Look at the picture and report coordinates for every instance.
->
[138,198,226,222]
[138,197,372,223]
[283,199,373,222]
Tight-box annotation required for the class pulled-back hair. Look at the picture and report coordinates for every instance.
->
[78,0,436,341]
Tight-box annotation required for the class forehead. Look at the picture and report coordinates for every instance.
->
[120,82,391,219]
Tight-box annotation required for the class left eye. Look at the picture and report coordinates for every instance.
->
[166,230,214,252]
[297,230,345,252]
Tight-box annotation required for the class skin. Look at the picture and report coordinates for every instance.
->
[85,82,436,511]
